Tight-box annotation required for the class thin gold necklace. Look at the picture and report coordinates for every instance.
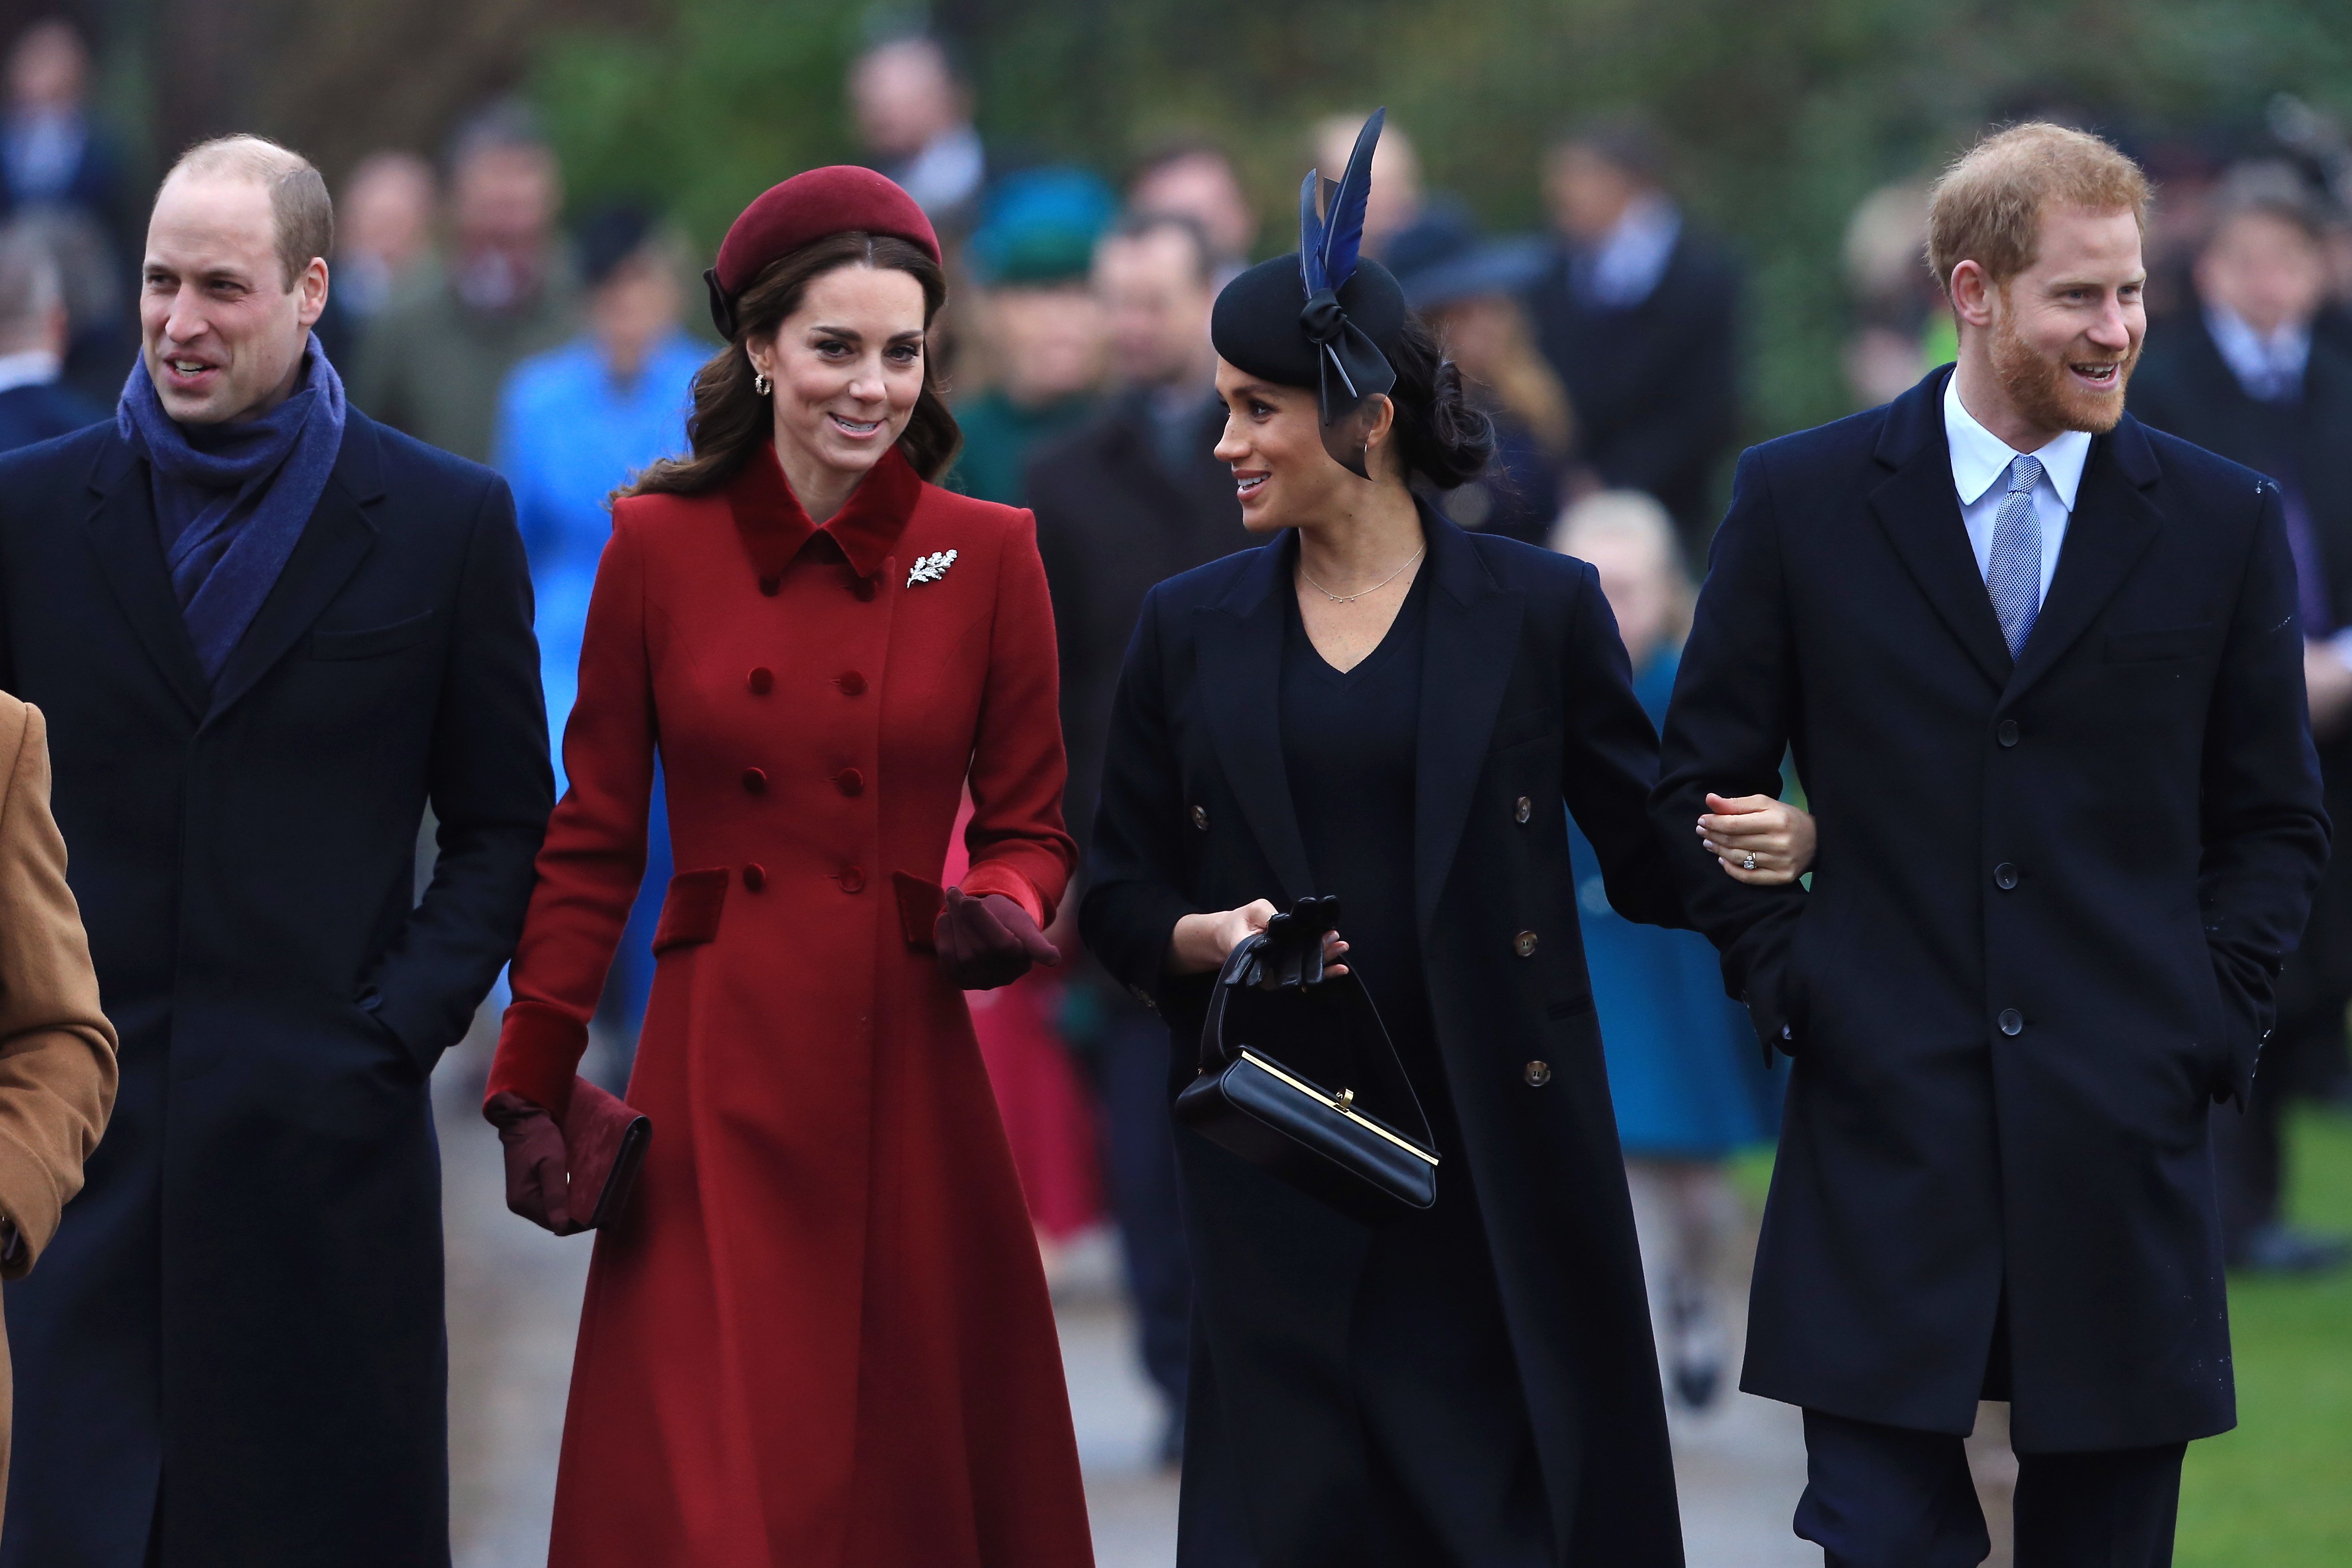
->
[1298,546,1426,605]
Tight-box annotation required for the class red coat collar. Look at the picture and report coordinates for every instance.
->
[728,441,921,584]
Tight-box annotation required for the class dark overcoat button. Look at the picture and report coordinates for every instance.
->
[1994,863,2018,890]
[759,575,781,597]
[1514,930,1539,958]
[837,671,867,695]
[1191,805,1209,831]
[1997,719,2020,747]
[1524,1060,1552,1087]
[1515,796,1533,824]
[836,768,865,796]
[741,767,767,795]
[742,864,767,891]
[1998,1008,2023,1036]
[747,666,774,695]
[840,866,867,893]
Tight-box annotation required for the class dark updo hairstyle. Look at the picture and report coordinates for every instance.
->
[626,231,961,498]
[1382,309,1496,492]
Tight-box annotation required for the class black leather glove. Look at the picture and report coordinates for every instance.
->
[935,887,1062,990]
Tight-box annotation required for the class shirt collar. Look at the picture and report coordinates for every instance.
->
[1582,193,1681,309]
[1942,370,2091,511]
[0,348,60,395]
[2203,303,2311,402]
[728,440,921,585]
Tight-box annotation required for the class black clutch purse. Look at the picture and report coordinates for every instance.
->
[1173,897,1438,1223]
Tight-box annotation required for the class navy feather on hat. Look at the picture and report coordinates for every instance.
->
[1208,109,1405,476]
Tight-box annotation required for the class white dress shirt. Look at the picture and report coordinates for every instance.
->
[2204,303,2312,404]
[1582,194,1682,310]
[1944,372,2089,611]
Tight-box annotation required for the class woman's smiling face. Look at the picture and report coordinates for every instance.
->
[1211,357,1360,534]
[752,261,928,484]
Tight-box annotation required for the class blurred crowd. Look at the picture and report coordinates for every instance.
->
[3,11,2350,1469]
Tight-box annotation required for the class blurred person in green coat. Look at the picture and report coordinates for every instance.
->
[350,102,577,462]
[946,169,1111,506]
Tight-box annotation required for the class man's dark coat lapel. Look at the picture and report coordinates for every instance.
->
[82,434,209,724]
[1866,369,2014,691]
[1197,538,1316,904]
[2004,416,2165,701]
[207,418,384,723]
[1413,509,1522,933]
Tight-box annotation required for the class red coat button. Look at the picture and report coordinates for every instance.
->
[759,574,781,597]
[741,863,767,891]
[741,768,767,795]
[837,671,867,696]
[840,866,866,893]
[835,768,865,796]
[850,577,876,602]
[747,667,774,695]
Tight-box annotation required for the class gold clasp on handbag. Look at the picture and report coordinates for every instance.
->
[1332,1087,1354,1111]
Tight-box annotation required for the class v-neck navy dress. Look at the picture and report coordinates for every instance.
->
[1266,569,1552,1565]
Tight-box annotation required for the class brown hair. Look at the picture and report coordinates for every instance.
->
[1926,122,2151,301]
[167,134,334,291]
[627,232,960,498]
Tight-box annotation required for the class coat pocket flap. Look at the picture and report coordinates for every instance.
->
[308,610,438,660]
[652,868,730,953]
[893,871,944,953]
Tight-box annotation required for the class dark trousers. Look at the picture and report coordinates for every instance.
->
[1095,1002,1194,1412]
[1796,1409,2185,1568]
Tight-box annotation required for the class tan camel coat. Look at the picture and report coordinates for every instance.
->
[0,696,117,1510]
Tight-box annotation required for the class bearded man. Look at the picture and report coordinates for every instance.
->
[1654,123,2328,1566]
[0,136,548,1565]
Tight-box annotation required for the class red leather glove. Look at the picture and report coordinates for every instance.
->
[935,887,1061,990]
[484,1091,585,1235]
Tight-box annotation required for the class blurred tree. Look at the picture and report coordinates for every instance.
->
[524,0,2352,442]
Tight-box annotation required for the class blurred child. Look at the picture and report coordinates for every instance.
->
[1552,489,1785,1412]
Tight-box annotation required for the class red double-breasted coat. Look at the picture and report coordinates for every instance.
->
[486,444,1091,1568]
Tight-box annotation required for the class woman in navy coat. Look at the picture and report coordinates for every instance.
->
[1080,115,1812,1567]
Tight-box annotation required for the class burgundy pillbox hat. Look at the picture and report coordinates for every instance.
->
[703,166,941,338]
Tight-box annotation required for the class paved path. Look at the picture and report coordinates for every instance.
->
[436,1067,1818,1566]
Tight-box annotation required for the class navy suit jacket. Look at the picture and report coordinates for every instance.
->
[1655,367,2328,1452]
[0,411,550,1566]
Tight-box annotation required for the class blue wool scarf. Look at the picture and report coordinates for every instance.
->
[117,337,348,683]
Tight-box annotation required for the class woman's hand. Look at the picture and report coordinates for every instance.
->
[1168,899,1350,977]
[1698,793,1816,886]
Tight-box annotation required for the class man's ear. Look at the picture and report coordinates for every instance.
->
[1948,260,1997,332]
[298,256,330,329]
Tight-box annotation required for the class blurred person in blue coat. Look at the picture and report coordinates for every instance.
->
[1554,488,1786,1413]
[0,222,100,451]
[491,204,698,1054]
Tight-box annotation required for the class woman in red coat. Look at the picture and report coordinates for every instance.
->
[482,168,1093,1568]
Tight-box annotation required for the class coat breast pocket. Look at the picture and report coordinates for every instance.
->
[308,610,438,661]
[2103,623,2213,664]
[1488,705,1559,753]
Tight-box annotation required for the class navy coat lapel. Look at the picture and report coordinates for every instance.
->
[82,433,208,723]
[205,417,385,724]
[1414,509,1522,933]
[1196,536,1316,904]
[2003,416,2164,701]
[1867,369,2013,691]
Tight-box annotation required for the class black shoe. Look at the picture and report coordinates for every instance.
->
[1672,1357,1724,1412]
[2234,1223,2350,1275]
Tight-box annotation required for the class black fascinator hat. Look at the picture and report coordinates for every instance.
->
[1210,109,1405,478]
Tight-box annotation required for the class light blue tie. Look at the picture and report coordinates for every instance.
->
[1986,453,2045,657]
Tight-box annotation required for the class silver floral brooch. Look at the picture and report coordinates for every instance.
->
[907,549,958,587]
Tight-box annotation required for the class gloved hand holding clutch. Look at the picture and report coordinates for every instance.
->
[484,1077,651,1235]
[934,886,1061,990]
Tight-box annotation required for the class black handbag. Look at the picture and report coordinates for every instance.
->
[1173,897,1439,1223]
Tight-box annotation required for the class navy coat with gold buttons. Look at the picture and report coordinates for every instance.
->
[1654,366,2329,1455]
[1083,509,1690,1565]
[0,410,552,1567]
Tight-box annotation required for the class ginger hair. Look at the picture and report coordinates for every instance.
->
[1925,122,2150,303]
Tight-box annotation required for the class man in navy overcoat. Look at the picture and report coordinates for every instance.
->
[1656,124,2328,1566]
[0,138,549,1565]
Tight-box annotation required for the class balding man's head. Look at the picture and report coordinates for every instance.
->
[143,135,332,424]
[164,135,334,290]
